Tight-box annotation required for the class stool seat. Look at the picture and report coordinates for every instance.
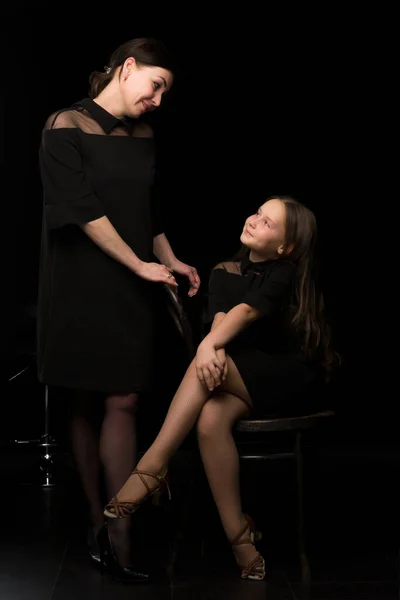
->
[235,410,335,433]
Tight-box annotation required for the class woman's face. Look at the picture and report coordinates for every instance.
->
[121,58,173,118]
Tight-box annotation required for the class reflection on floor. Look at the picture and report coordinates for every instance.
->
[0,435,399,600]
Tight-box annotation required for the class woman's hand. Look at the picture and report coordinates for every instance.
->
[195,340,226,391]
[135,261,178,287]
[169,259,200,297]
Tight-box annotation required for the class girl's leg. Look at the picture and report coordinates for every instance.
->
[196,387,260,568]
[113,359,211,502]
[112,356,250,511]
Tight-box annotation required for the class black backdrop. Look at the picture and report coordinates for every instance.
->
[5,6,386,445]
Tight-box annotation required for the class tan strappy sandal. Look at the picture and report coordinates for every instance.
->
[104,469,171,519]
[230,514,266,580]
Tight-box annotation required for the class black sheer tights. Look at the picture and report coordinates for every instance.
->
[69,390,138,566]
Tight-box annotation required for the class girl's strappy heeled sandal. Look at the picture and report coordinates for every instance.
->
[230,514,266,580]
[104,469,171,519]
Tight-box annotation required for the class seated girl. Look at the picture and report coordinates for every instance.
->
[100,195,338,581]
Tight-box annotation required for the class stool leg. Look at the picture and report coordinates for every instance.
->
[38,385,57,487]
[166,455,199,577]
[9,368,58,486]
[295,431,311,584]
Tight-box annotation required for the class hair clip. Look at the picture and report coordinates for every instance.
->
[104,65,112,74]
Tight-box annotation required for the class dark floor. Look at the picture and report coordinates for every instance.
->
[0,435,399,600]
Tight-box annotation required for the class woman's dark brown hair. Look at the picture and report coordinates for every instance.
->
[88,37,174,98]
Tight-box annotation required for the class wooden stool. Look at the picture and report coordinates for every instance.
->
[234,410,335,582]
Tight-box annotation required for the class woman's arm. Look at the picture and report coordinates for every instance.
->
[82,216,143,272]
[40,121,176,287]
[153,233,176,268]
[153,233,200,296]
[82,217,177,286]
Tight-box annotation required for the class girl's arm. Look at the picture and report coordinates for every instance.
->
[195,304,261,390]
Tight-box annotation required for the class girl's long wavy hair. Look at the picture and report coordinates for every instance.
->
[235,196,340,380]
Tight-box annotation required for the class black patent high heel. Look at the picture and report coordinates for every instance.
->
[97,522,149,583]
[87,524,101,566]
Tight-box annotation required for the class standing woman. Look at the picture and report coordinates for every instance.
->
[37,37,200,582]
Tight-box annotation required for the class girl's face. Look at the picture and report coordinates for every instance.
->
[240,199,287,261]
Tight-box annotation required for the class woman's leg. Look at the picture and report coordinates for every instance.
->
[100,392,139,565]
[69,391,103,533]
[100,393,139,496]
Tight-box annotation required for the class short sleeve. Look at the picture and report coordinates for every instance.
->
[241,260,296,316]
[39,127,106,230]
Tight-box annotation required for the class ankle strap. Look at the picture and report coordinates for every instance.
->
[231,521,252,546]
[132,469,171,499]
[133,469,165,482]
